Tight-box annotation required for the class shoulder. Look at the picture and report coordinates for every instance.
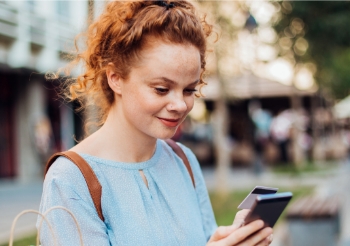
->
[160,139,201,172]
[159,140,197,161]
[176,142,198,165]
[45,155,83,182]
[176,142,195,157]
[44,155,90,199]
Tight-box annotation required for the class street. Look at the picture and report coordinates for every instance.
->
[0,179,42,244]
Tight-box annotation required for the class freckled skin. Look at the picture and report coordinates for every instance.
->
[70,40,201,162]
[114,41,201,140]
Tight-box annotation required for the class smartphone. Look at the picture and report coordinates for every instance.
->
[238,186,278,209]
[244,192,293,228]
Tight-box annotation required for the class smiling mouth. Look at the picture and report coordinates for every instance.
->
[157,117,181,127]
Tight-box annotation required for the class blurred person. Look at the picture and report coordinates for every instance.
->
[341,128,350,159]
[270,110,293,164]
[248,100,272,174]
[32,115,55,166]
[37,1,273,245]
[294,109,312,161]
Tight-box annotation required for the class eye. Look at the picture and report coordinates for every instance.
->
[184,88,197,95]
[155,87,169,95]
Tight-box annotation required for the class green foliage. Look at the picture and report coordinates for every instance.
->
[0,234,37,246]
[270,161,335,176]
[210,190,250,226]
[326,48,350,98]
[275,2,350,99]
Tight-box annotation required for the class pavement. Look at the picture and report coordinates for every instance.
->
[0,179,43,245]
[1,161,350,245]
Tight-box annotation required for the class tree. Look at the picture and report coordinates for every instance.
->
[197,1,280,193]
[196,1,252,194]
[274,2,350,99]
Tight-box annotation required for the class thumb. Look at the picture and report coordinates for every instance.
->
[233,209,250,227]
[208,225,239,243]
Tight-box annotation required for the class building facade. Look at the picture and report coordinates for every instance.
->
[0,0,90,181]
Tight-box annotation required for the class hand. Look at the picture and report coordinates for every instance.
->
[233,209,273,245]
[207,220,273,246]
[232,209,250,227]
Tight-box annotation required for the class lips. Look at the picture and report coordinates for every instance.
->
[157,117,181,127]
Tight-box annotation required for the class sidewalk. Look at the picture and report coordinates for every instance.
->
[0,179,43,245]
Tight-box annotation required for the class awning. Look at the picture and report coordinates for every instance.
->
[201,74,317,100]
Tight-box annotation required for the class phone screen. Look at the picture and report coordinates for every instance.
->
[244,193,292,228]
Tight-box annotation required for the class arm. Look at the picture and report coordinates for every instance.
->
[37,157,110,246]
[179,145,273,246]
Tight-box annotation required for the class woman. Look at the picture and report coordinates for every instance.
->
[38,1,273,245]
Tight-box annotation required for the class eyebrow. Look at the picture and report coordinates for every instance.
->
[151,77,200,86]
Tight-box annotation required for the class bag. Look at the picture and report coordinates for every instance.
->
[9,206,83,246]
[44,139,195,222]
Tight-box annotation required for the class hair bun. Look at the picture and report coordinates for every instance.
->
[155,1,175,10]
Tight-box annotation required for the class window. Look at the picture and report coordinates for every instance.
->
[57,1,70,20]
[26,0,36,13]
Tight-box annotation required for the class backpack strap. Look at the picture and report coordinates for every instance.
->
[44,139,194,222]
[44,151,104,221]
[164,139,195,188]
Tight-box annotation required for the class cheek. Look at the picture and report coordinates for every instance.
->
[124,89,161,115]
[186,98,195,113]
[123,82,144,102]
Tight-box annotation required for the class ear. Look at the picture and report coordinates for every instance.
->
[106,63,123,95]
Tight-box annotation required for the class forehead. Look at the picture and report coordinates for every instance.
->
[135,38,201,75]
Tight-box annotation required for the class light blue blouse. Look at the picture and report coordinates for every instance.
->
[37,139,217,246]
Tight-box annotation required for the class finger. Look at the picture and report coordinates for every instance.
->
[238,227,273,246]
[255,238,270,246]
[208,225,239,243]
[233,209,250,227]
[223,220,265,245]
[255,233,273,246]
[267,233,273,244]
[257,232,273,245]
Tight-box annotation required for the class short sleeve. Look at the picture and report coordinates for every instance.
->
[37,157,110,246]
[178,143,218,241]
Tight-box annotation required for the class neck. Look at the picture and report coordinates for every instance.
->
[84,105,157,163]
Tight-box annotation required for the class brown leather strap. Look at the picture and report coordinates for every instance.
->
[164,139,196,188]
[44,151,104,221]
[44,140,194,223]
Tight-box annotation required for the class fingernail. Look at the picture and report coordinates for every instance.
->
[268,233,274,241]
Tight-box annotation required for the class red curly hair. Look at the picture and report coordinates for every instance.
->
[62,0,213,135]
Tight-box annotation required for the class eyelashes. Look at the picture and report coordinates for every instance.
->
[184,89,198,95]
[155,88,197,95]
[155,88,168,94]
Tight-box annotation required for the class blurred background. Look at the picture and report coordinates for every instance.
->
[1,1,350,245]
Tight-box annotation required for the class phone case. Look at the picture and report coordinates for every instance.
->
[238,186,278,209]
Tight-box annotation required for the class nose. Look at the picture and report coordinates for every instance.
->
[166,96,188,113]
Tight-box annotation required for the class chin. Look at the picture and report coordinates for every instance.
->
[152,128,177,140]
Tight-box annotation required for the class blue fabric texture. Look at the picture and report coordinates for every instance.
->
[37,139,217,246]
